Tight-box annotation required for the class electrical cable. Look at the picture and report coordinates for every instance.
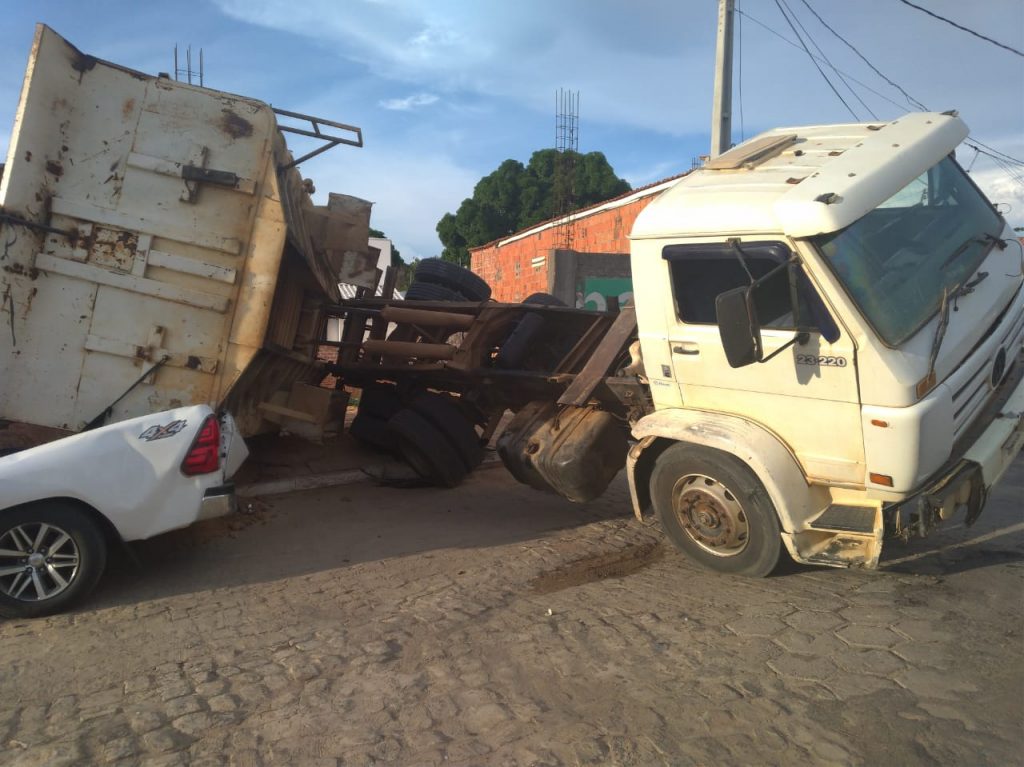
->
[965,145,980,174]
[737,8,911,113]
[773,0,860,120]
[797,0,928,110]
[740,5,1024,181]
[781,0,877,119]
[894,0,1024,58]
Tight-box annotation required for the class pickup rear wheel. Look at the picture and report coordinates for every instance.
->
[650,444,782,577]
[0,503,107,618]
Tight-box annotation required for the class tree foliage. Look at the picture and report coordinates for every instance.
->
[437,150,631,266]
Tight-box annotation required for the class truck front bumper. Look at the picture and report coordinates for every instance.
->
[887,364,1024,539]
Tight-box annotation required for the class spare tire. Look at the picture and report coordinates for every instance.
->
[414,258,491,302]
[523,292,566,306]
[387,409,468,488]
[405,282,468,302]
[495,312,545,369]
[411,392,484,470]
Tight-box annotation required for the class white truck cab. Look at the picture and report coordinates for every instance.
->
[628,112,1024,575]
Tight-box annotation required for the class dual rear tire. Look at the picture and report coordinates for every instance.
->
[349,386,483,488]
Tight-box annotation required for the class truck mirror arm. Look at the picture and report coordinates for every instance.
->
[758,331,811,364]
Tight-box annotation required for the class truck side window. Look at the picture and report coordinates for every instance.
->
[663,242,834,337]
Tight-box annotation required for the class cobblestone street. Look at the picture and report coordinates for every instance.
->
[1,459,1022,766]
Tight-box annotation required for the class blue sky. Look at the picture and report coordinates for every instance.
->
[1,1,1022,259]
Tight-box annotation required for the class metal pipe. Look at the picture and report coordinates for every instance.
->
[360,340,457,360]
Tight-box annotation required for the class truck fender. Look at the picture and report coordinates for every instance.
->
[627,409,813,533]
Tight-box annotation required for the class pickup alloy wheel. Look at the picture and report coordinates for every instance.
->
[0,503,107,618]
[650,444,782,577]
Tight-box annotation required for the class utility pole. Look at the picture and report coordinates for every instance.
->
[710,0,735,158]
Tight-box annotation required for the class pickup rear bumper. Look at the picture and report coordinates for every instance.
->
[197,483,238,521]
[886,363,1024,539]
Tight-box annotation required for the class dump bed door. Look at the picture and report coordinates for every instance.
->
[0,25,285,430]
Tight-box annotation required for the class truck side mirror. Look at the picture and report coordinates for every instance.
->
[716,286,762,368]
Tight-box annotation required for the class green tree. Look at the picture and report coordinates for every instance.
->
[437,150,630,266]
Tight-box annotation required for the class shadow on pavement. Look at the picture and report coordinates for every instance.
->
[83,470,636,611]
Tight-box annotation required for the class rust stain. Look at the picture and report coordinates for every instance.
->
[21,287,37,318]
[122,98,135,120]
[45,160,64,178]
[220,109,253,139]
[2,263,40,280]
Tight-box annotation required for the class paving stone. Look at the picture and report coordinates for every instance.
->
[891,641,955,669]
[141,727,194,754]
[833,648,907,676]
[894,669,980,701]
[771,628,849,656]
[1,469,1021,766]
[781,609,846,634]
[723,616,788,638]
[163,696,203,719]
[835,624,903,648]
[766,653,838,683]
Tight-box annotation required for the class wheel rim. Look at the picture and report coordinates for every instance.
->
[671,473,749,557]
[0,522,80,602]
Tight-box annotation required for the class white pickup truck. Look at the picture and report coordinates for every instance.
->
[0,406,247,617]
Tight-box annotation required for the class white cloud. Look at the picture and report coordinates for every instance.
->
[378,93,440,111]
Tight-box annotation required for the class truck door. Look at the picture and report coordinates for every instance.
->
[661,240,865,485]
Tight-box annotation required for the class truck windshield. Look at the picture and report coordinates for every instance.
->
[811,157,1003,346]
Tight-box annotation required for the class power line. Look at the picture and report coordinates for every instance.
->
[895,0,1024,58]
[741,6,1024,174]
[782,0,877,119]
[773,0,860,120]
[968,138,1024,167]
[797,0,927,111]
[737,9,910,113]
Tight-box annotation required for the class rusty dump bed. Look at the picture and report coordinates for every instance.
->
[0,24,374,441]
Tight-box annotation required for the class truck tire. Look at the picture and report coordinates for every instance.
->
[348,412,397,452]
[649,443,782,577]
[405,282,468,302]
[495,312,546,369]
[413,258,492,302]
[523,292,566,306]
[387,409,468,488]
[0,502,107,618]
[411,392,484,470]
[356,385,403,420]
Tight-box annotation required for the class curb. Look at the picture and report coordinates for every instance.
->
[238,455,504,498]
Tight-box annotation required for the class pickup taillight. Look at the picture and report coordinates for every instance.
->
[181,415,221,476]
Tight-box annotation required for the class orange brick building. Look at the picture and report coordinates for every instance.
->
[471,174,686,305]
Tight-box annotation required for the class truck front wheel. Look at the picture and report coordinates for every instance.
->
[650,444,782,577]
